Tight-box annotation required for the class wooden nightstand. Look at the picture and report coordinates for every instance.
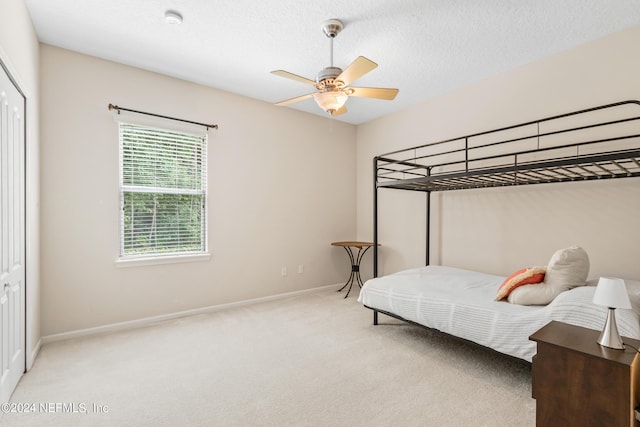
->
[530,321,640,427]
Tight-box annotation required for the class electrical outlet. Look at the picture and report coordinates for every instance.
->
[281,267,288,277]
[298,265,304,274]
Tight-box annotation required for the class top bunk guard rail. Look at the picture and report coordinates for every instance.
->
[374,100,640,192]
[372,100,640,277]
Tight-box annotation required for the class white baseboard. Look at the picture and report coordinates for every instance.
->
[42,283,342,344]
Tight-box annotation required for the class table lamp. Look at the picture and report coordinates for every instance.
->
[592,277,632,349]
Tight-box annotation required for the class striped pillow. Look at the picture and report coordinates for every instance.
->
[495,267,546,301]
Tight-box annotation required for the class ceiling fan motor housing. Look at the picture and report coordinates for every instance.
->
[316,66,343,84]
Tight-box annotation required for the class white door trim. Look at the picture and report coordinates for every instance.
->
[0,52,27,403]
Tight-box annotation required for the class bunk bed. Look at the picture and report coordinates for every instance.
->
[359,100,640,362]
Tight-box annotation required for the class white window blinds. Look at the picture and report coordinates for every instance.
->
[119,123,207,258]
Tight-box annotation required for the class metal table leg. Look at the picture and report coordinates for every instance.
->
[337,245,372,298]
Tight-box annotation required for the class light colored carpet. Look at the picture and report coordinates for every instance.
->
[3,288,535,426]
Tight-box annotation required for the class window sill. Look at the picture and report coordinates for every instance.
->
[115,253,211,268]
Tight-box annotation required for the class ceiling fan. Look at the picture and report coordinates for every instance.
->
[271,19,399,116]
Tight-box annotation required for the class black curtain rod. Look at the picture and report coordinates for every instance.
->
[108,103,218,130]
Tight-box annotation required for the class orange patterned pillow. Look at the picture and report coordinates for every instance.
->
[495,267,546,301]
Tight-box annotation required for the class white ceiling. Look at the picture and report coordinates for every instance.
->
[24,0,640,125]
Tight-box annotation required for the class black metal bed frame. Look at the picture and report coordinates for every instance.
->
[366,100,640,354]
[372,100,640,277]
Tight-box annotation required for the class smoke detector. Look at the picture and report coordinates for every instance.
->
[165,10,183,25]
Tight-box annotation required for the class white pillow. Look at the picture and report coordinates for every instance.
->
[508,246,590,305]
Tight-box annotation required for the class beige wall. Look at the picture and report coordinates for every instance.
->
[357,25,640,281]
[0,0,41,367]
[39,45,356,336]
[20,12,640,339]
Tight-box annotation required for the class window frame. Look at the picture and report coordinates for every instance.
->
[114,118,210,267]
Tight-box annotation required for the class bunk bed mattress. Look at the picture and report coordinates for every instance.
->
[358,265,640,362]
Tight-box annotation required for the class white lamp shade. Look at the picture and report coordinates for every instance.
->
[313,90,348,112]
[592,277,632,309]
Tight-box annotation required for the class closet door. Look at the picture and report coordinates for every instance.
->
[0,62,26,403]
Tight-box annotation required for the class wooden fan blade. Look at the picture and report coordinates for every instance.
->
[349,87,399,100]
[336,56,377,86]
[274,92,315,106]
[331,105,348,116]
[271,70,317,86]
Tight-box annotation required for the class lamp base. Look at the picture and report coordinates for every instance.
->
[597,307,625,349]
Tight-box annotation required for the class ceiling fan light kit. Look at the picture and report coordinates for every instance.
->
[271,18,398,117]
[313,90,349,113]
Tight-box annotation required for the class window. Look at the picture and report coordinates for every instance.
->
[118,123,207,260]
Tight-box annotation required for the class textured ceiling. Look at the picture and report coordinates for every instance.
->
[24,0,640,125]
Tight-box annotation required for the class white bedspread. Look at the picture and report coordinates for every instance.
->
[358,265,640,361]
